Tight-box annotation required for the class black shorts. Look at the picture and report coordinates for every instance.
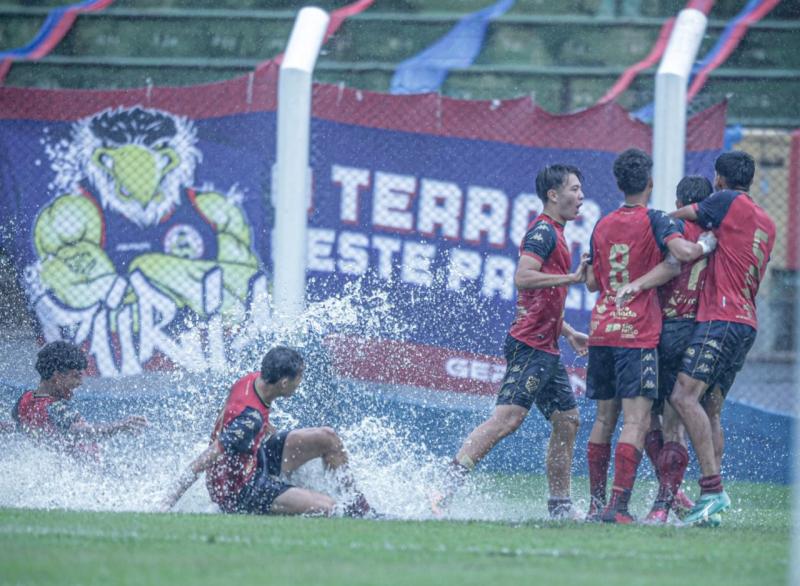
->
[658,319,695,400]
[495,335,577,419]
[235,430,294,514]
[586,346,659,401]
[681,320,756,397]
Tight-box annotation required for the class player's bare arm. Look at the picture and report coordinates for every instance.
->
[514,255,586,290]
[69,415,148,438]
[585,263,599,292]
[161,440,225,511]
[561,320,588,356]
[671,204,699,222]
[616,254,681,307]
[665,232,716,263]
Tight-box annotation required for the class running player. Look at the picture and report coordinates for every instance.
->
[669,151,775,525]
[617,175,715,523]
[11,341,148,459]
[584,150,716,524]
[162,346,373,517]
[435,164,588,519]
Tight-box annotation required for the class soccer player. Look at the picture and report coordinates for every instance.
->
[584,150,716,524]
[617,175,715,523]
[436,164,588,519]
[669,151,775,525]
[162,346,373,517]
[11,341,148,459]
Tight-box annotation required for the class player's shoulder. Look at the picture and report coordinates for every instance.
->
[524,217,557,240]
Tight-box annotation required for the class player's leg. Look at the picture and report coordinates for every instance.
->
[275,428,372,517]
[647,400,692,523]
[546,408,580,518]
[236,466,334,517]
[601,347,658,524]
[455,404,529,471]
[586,346,620,521]
[270,487,336,516]
[702,385,725,471]
[534,360,580,518]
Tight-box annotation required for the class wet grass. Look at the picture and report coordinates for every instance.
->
[0,478,790,586]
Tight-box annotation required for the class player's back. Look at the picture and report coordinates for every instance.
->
[589,205,679,347]
[694,191,776,327]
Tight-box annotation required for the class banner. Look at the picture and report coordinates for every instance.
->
[0,63,726,394]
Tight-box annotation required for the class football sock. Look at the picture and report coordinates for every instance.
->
[610,442,642,510]
[655,442,689,505]
[587,442,612,506]
[699,474,724,495]
[644,429,664,481]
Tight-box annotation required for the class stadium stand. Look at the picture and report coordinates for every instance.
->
[0,0,798,126]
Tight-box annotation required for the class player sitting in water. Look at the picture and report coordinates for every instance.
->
[162,346,374,517]
[11,341,148,459]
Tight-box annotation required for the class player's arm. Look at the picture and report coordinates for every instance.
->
[671,204,699,222]
[616,254,681,307]
[652,209,715,263]
[68,415,148,438]
[561,320,588,356]
[161,441,225,511]
[514,255,586,290]
[585,264,598,292]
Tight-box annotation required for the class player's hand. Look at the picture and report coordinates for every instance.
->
[698,231,717,255]
[566,331,589,356]
[615,282,641,308]
[569,256,589,284]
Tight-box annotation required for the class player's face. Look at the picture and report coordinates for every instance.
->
[280,371,304,398]
[53,368,84,399]
[555,173,584,221]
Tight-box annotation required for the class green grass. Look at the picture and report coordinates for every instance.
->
[0,478,790,586]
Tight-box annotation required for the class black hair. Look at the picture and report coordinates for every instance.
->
[35,341,88,380]
[535,164,583,204]
[714,150,755,191]
[613,148,652,195]
[676,175,713,206]
[260,346,304,384]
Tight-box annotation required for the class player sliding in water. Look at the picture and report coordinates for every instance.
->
[162,346,374,517]
[434,164,588,519]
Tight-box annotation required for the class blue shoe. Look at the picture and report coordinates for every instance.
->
[682,491,731,526]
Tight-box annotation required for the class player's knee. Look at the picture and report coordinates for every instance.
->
[552,412,580,437]
[314,426,343,451]
[491,411,525,438]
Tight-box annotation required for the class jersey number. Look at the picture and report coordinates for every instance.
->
[609,243,630,290]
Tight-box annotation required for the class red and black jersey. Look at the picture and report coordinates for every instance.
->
[509,214,571,354]
[658,220,708,320]
[11,390,98,457]
[692,190,776,328]
[206,372,273,511]
[588,205,682,348]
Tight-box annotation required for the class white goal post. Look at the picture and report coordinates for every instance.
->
[272,6,330,321]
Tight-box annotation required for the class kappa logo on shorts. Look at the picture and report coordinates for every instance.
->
[510,365,522,372]
[704,340,721,350]
[703,351,715,361]
[643,352,655,362]
[643,366,656,376]
[525,376,541,393]
[696,364,711,373]
[644,380,656,389]
[243,418,257,429]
